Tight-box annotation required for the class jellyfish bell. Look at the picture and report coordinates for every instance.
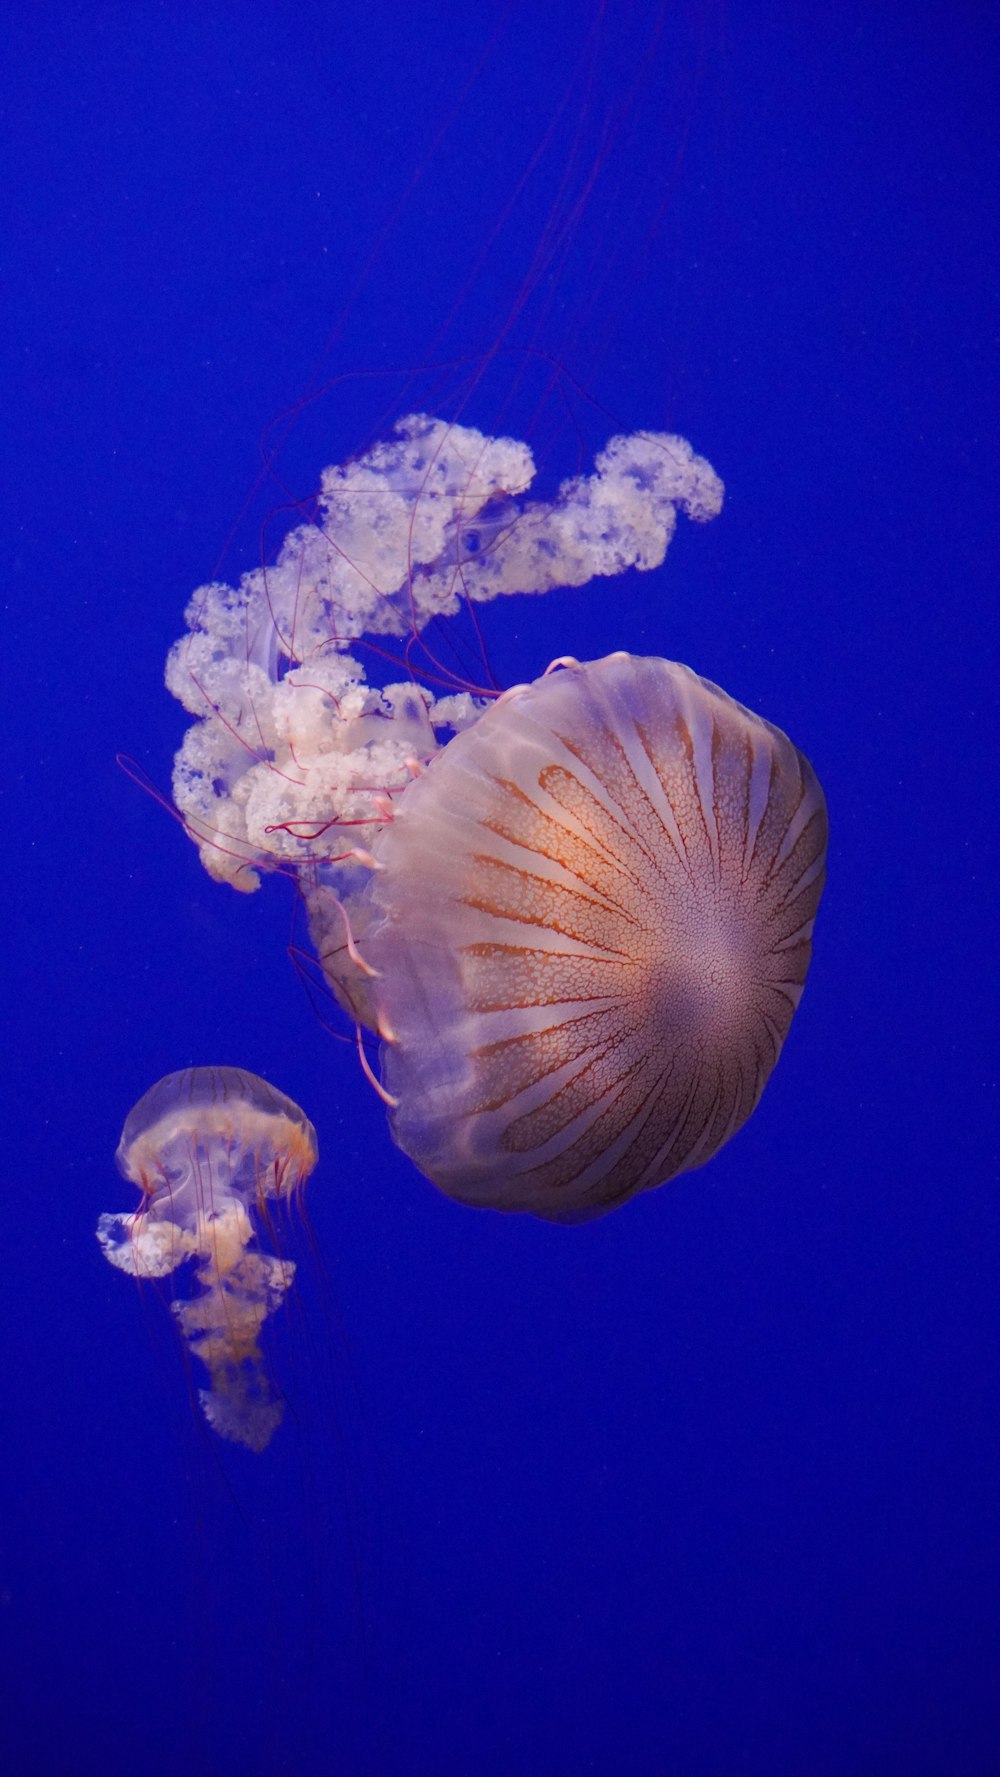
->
[98,1067,318,1452]
[359,652,828,1221]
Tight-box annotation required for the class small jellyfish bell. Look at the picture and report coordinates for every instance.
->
[98,1067,318,1451]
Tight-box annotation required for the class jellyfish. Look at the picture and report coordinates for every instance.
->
[359,652,827,1220]
[97,1067,318,1451]
[163,415,826,1218]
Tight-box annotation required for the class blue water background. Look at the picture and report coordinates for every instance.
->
[2,4,997,1773]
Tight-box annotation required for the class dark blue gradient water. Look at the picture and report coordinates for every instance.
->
[2,5,996,1772]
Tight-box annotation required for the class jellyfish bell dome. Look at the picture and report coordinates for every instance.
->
[361,653,828,1222]
[115,1066,318,1200]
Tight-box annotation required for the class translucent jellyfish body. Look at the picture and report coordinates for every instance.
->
[98,1068,318,1451]
[359,653,828,1220]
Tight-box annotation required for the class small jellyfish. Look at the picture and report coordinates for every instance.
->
[98,1067,318,1452]
[360,653,828,1221]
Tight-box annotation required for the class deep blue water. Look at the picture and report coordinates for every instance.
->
[2,4,997,1773]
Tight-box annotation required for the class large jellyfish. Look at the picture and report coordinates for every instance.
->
[165,416,826,1218]
[360,653,827,1220]
[98,1067,318,1450]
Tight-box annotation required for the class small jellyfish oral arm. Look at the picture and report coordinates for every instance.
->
[98,1067,318,1452]
[172,1224,296,1454]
